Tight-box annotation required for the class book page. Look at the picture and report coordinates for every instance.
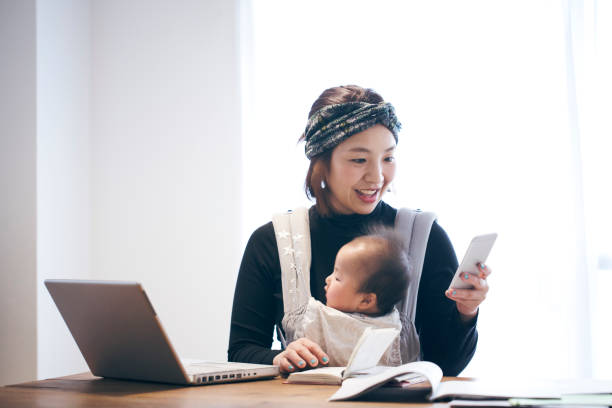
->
[287,366,345,385]
[510,394,612,407]
[329,361,443,401]
[343,327,400,378]
[434,378,612,401]
[432,380,562,400]
[286,365,386,385]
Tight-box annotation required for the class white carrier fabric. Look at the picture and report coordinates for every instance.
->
[272,207,401,367]
[272,207,436,367]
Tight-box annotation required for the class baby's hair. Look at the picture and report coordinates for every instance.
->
[354,226,411,316]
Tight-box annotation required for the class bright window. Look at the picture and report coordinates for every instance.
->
[241,0,611,378]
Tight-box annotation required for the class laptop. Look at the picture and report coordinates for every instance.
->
[44,279,279,385]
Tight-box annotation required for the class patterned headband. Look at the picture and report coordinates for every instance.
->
[304,101,401,159]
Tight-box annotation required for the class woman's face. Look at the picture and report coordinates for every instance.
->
[326,124,397,215]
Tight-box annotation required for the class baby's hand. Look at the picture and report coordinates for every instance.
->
[272,337,329,374]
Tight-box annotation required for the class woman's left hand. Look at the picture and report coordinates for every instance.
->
[445,263,491,321]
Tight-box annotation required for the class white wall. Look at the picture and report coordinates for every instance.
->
[0,0,38,386]
[90,0,242,361]
[1,0,241,385]
[36,0,92,380]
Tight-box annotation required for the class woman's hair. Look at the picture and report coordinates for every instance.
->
[300,85,385,216]
[353,226,410,316]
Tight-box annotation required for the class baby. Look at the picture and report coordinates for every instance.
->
[324,227,410,317]
[278,225,411,367]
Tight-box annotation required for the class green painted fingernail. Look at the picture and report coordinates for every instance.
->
[452,290,457,295]
[310,358,316,364]
[464,273,469,279]
[322,356,328,363]
[288,365,294,370]
[298,360,305,366]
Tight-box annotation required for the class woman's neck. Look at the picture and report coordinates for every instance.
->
[311,201,386,231]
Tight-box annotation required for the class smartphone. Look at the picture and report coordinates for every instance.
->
[448,233,497,290]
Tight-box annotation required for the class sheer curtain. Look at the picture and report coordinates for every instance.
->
[240,0,611,379]
[568,0,612,379]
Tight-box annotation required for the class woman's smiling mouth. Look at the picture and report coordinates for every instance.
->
[355,188,380,203]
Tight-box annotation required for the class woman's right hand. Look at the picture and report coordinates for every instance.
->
[272,338,329,374]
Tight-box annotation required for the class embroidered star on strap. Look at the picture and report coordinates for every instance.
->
[276,230,290,240]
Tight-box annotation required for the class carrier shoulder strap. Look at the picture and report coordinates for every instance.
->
[272,207,312,315]
[394,208,437,323]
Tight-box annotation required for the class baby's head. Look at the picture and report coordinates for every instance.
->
[324,228,410,316]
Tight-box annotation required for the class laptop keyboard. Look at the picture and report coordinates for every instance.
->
[181,359,268,375]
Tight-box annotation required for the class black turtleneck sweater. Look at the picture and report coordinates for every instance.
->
[227,202,478,376]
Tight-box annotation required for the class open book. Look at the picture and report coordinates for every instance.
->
[287,327,612,402]
[286,327,400,385]
[329,363,612,402]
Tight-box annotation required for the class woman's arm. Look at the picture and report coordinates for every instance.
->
[415,222,478,376]
[227,223,282,364]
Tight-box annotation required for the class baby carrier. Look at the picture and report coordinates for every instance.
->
[272,207,436,366]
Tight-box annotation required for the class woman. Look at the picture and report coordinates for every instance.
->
[228,85,490,376]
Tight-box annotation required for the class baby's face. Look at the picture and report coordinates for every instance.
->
[324,242,367,312]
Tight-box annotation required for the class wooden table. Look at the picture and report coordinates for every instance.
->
[0,372,450,407]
